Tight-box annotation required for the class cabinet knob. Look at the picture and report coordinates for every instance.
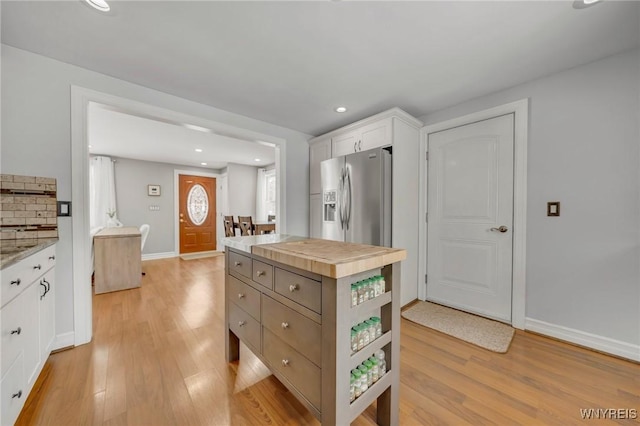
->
[281,359,289,367]
[10,278,21,286]
[12,390,22,399]
[281,322,289,329]
[289,284,299,292]
[33,264,42,270]
[11,327,22,335]
[49,255,55,260]
[237,293,245,299]
[256,270,266,277]
[238,321,246,327]
[234,261,241,266]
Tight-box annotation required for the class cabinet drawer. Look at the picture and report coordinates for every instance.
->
[1,354,26,426]
[252,260,273,290]
[1,283,39,379]
[275,268,321,314]
[263,328,321,410]
[228,301,261,353]
[262,295,321,366]
[227,275,260,321]
[228,251,252,280]
[1,245,55,308]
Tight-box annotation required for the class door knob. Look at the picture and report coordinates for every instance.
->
[490,226,508,233]
[180,219,185,223]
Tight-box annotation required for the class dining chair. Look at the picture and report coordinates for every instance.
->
[139,224,150,276]
[223,215,235,237]
[267,214,276,223]
[237,216,253,236]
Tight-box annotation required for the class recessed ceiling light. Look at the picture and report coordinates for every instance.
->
[335,106,347,113]
[85,0,110,12]
[255,158,261,162]
[201,162,207,166]
[195,148,203,153]
[572,0,602,8]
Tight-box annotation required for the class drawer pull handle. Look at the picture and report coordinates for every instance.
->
[234,261,242,266]
[256,270,266,277]
[289,284,299,292]
[11,327,22,335]
[238,293,245,299]
[49,255,56,260]
[281,322,289,329]
[33,264,42,270]
[10,278,21,286]
[12,390,22,399]
[281,359,289,367]
[238,321,246,327]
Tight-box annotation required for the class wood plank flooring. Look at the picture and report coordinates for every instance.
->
[17,256,639,425]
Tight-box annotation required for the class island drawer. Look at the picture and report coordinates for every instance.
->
[252,260,273,290]
[274,268,321,314]
[262,295,321,366]
[263,328,321,410]
[228,251,252,280]
[227,275,260,321]
[228,301,260,352]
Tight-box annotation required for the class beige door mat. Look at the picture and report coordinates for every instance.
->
[402,301,515,353]
[179,251,224,260]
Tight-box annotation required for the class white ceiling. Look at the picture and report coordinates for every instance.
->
[2,1,639,138]
[88,102,276,169]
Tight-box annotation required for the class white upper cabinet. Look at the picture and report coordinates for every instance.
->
[309,137,332,195]
[332,117,393,156]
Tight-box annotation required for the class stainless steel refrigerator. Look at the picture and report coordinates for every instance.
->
[320,146,392,246]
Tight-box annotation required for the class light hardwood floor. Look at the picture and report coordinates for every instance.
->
[17,256,639,425]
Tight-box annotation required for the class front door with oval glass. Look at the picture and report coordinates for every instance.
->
[179,174,216,254]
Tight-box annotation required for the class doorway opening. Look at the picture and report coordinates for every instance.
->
[73,87,287,346]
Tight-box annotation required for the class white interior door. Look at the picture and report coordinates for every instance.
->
[427,114,514,323]
[217,174,228,250]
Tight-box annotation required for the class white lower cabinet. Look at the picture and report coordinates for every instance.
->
[0,244,56,425]
[1,355,24,426]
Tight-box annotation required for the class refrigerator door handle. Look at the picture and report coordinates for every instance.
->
[345,167,352,231]
[338,168,345,230]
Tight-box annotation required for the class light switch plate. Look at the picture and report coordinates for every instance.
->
[547,201,560,217]
[57,201,72,217]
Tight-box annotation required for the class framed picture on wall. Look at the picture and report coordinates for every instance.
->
[148,184,161,196]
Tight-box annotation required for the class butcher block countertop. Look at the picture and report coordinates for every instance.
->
[251,238,406,279]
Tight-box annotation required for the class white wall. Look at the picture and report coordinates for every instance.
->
[226,163,258,219]
[110,157,220,255]
[419,49,640,346]
[1,45,312,340]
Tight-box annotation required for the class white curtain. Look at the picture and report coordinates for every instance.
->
[90,156,121,229]
[256,168,267,222]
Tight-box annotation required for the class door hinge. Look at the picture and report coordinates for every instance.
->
[424,274,428,284]
[425,151,429,161]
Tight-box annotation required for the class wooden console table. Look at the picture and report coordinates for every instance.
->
[94,227,141,294]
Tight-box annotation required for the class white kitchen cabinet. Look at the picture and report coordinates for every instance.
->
[331,117,393,157]
[309,194,322,238]
[309,137,331,195]
[0,243,56,425]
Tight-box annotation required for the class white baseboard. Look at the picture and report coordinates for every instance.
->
[53,332,75,350]
[142,251,176,261]
[525,318,640,362]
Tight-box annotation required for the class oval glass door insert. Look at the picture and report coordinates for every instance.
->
[187,184,209,226]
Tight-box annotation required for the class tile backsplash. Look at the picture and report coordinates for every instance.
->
[0,174,58,240]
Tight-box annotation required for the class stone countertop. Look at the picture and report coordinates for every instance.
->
[221,234,308,254]
[228,236,406,279]
[0,238,58,270]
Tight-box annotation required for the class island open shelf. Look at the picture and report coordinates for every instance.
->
[224,237,405,426]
